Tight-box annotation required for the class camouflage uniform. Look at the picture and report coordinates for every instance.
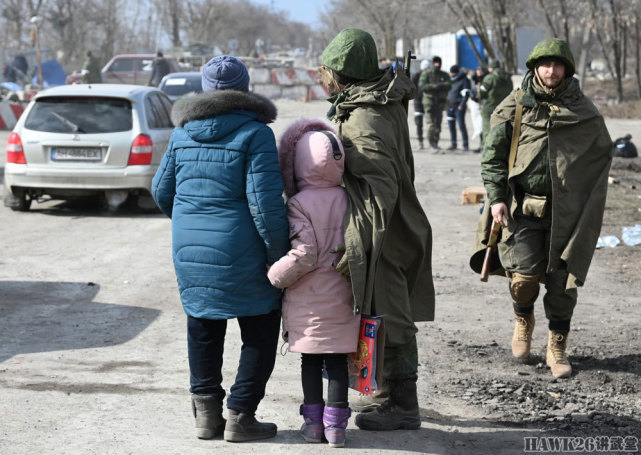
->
[322,28,434,431]
[477,39,611,377]
[479,59,512,141]
[82,52,102,84]
[418,65,451,148]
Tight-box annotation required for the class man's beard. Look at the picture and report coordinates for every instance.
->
[534,70,561,94]
[541,76,561,88]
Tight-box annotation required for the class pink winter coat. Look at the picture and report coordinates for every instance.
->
[268,121,360,354]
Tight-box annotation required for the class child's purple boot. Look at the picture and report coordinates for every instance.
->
[300,402,324,443]
[323,405,351,448]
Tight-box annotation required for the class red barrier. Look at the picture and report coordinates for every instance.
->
[0,101,25,130]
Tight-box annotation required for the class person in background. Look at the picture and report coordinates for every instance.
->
[82,51,102,84]
[477,39,612,378]
[411,60,430,150]
[445,65,471,151]
[419,56,451,152]
[319,28,435,431]
[148,51,170,87]
[470,65,488,152]
[3,54,28,84]
[152,55,289,442]
[268,119,360,448]
[479,58,513,144]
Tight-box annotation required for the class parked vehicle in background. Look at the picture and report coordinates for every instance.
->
[101,54,181,85]
[158,72,202,102]
[3,84,174,211]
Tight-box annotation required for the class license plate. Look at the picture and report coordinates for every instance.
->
[51,147,102,161]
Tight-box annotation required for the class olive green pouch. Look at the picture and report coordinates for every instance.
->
[522,193,547,218]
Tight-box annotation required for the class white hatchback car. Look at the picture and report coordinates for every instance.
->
[4,84,175,211]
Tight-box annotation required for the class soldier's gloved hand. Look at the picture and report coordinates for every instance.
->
[330,243,351,279]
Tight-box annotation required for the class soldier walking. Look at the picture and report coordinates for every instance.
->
[474,39,612,378]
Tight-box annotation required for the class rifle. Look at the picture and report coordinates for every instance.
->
[398,50,415,113]
[480,220,501,282]
[403,49,416,77]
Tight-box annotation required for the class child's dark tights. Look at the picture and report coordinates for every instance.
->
[301,353,349,408]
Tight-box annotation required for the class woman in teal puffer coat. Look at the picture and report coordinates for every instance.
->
[152,56,289,443]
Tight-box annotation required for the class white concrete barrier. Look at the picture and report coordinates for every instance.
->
[249,67,328,102]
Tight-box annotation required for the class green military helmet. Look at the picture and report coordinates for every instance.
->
[321,28,380,81]
[526,38,575,77]
[488,58,500,69]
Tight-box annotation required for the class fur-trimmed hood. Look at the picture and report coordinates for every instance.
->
[171,90,277,127]
[278,119,336,198]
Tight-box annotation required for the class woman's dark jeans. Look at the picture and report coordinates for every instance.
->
[187,310,281,414]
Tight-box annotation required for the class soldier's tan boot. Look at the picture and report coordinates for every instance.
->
[511,312,535,360]
[546,331,572,378]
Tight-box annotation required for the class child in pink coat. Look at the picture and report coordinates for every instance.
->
[268,119,360,447]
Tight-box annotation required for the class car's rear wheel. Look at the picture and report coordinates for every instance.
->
[12,192,32,211]
[4,187,32,211]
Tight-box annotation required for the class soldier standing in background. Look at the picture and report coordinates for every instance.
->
[479,59,513,143]
[411,60,430,149]
[82,51,102,84]
[419,56,451,153]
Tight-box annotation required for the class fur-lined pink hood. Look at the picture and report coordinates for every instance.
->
[278,119,340,198]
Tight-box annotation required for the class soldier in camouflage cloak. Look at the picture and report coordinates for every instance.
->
[473,39,612,378]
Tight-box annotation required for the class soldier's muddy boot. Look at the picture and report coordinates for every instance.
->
[511,311,535,360]
[351,385,389,413]
[354,379,420,431]
[418,138,424,150]
[224,409,277,442]
[191,394,225,439]
[546,330,572,378]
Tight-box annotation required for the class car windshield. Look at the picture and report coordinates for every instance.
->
[161,77,202,97]
[24,96,133,133]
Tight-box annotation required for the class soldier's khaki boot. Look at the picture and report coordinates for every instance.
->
[511,312,535,360]
[546,331,572,378]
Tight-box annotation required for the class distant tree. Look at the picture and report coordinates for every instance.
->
[96,0,122,63]
[537,0,571,44]
[155,0,183,48]
[1,0,43,49]
[587,0,636,103]
[183,0,226,48]
[535,0,592,88]
[317,0,445,61]
[181,0,313,57]
[441,0,520,73]
[44,0,95,66]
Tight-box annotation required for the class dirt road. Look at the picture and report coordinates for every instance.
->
[0,100,639,454]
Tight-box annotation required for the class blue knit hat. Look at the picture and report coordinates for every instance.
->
[201,55,250,92]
